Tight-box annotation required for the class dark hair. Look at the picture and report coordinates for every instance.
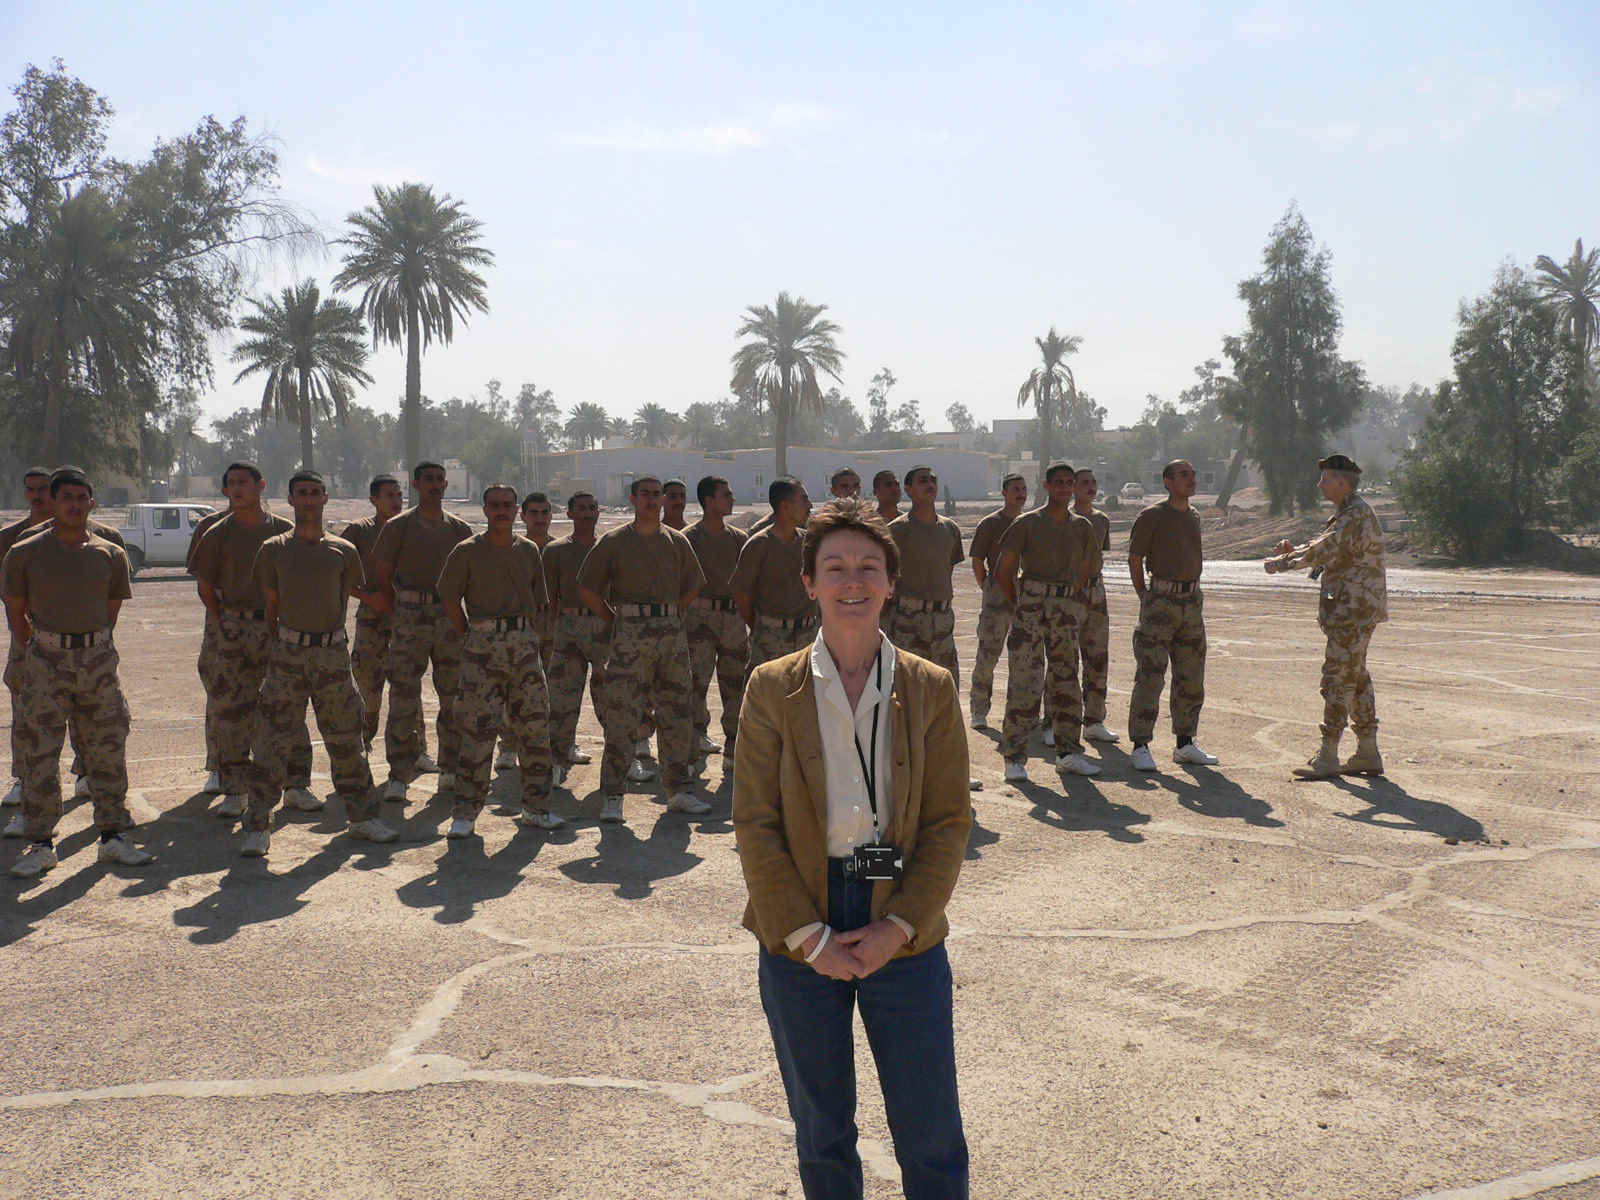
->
[663,478,686,492]
[630,475,661,496]
[768,475,802,509]
[696,475,728,505]
[287,470,326,495]
[412,461,445,480]
[902,464,934,488]
[1162,459,1194,480]
[567,491,596,512]
[48,468,93,498]
[21,466,50,483]
[1044,460,1075,483]
[1001,472,1025,489]
[829,466,859,487]
[369,474,400,497]
[872,469,898,489]
[802,498,898,580]
[522,491,550,510]
[223,460,263,485]
[481,483,518,504]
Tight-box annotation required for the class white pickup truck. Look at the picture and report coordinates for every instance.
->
[120,502,218,574]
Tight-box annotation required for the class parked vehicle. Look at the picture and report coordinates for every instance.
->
[1118,482,1146,501]
[120,503,217,575]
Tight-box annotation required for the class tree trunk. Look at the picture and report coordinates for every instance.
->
[774,370,791,478]
[298,366,315,471]
[43,359,66,466]
[405,298,422,471]
[1215,445,1248,510]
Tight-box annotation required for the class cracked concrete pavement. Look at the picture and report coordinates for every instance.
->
[2,552,1597,1198]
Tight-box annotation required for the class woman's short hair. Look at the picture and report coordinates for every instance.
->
[802,498,898,580]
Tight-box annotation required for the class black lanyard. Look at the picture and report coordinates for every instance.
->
[851,647,884,840]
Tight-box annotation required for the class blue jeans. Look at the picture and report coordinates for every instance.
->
[758,861,968,1199]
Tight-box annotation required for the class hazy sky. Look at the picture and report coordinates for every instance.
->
[9,0,1598,436]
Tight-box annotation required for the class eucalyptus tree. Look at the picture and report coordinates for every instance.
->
[231,279,373,471]
[334,182,492,469]
[1015,327,1082,467]
[730,291,844,476]
[564,401,612,450]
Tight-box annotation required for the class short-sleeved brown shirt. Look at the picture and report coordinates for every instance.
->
[1079,507,1111,554]
[969,510,1019,577]
[577,523,704,606]
[730,526,814,620]
[888,514,964,602]
[372,507,474,592]
[337,515,390,611]
[0,516,49,562]
[254,532,364,633]
[997,507,1098,584]
[15,517,126,549]
[437,533,548,620]
[3,532,132,633]
[684,520,748,598]
[1128,500,1203,582]
[192,511,294,610]
[542,535,595,610]
[185,508,229,572]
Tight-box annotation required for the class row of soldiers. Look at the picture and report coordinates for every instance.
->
[3,449,1389,879]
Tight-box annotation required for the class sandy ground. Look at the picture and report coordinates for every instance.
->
[2,517,1598,1199]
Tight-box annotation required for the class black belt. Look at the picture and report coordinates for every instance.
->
[470,615,531,632]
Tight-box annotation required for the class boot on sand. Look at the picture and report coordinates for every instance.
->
[1293,736,1342,779]
[1340,734,1385,776]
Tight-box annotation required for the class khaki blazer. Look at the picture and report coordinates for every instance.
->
[734,644,972,963]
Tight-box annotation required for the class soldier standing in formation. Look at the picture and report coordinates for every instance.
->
[1266,453,1389,779]
[2,466,57,814]
[439,485,561,835]
[887,465,965,685]
[662,479,689,531]
[241,472,394,856]
[191,462,311,819]
[994,462,1104,780]
[683,476,748,775]
[487,491,557,779]
[186,493,230,795]
[872,469,902,523]
[828,466,861,500]
[339,474,407,755]
[1072,466,1120,744]
[966,472,1028,729]
[1126,459,1218,772]
[577,475,710,822]
[544,492,605,781]
[372,462,473,799]
[732,477,817,675]
[5,468,152,877]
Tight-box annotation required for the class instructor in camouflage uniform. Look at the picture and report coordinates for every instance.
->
[684,475,748,766]
[887,465,965,686]
[1265,453,1389,779]
[966,471,1028,728]
[2,466,57,815]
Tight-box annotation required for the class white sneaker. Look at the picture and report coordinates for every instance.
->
[1173,742,1219,766]
[3,812,24,838]
[1042,728,1056,748]
[626,759,657,784]
[496,747,519,770]
[446,817,476,839]
[414,753,440,774]
[216,794,246,819]
[383,778,409,802]
[283,786,324,812]
[667,791,712,815]
[202,771,223,796]
[1004,760,1028,782]
[599,795,625,823]
[1056,753,1103,777]
[348,818,398,843]
[516,807,566,830]
[566,745,592,764]
[696,733,722,755]
[634,738,653,758]
[239,830,270,857]
[3,779,22,806]
[98,835,154,866]
[438,772,458,789]
[551,763,568,788]
[1083,722,1121,744]
[9,843,57,877]
[1130,745,1158,772]
[969,710,989,729]
[73,775,92,799]
[688,758,707,778]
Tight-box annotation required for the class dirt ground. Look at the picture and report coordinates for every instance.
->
[2,512,1598,1199]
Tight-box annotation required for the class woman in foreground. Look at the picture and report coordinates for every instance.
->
[734,498,972,1200]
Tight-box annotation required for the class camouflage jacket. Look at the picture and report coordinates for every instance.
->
[1282,493,1388,626]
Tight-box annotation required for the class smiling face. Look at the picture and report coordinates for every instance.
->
[806,528,894,633]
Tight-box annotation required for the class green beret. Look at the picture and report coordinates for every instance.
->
[1317,453,1361,474]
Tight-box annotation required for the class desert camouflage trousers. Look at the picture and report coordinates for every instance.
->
[15,638,131,840]
[196,617,220,771]
[601,617,694,794]
[968,582,1012,717]
[1078,578,1110,725]
[746,617,818,682]
[889,602,960,687]
[1127,590,1206,744]
[1001,585,1085,760]
[1319,618,1379,740]
[385,602,462,782]
[456,627,553,819]
[245,640,375,832]
[685,605,747,748]
[548,612,611,757]
[213,615,312,795]
[8,639,89,780]
[351,608,395,749]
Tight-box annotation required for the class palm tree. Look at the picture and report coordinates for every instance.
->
[2,187,158,464]
[632,402,680,446]
[333,182,493,469]
[231,280,373,471]
[730,291,844,476]
[565,402,612,450]
[681,401,720,449]
[1534,239,1600,362]
[1016,327,1082,467]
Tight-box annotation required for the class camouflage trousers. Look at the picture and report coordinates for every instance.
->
[214,615,312,796]
[685,604,747,748]
[196,617,220,771]
[352,608,396,749]
[385,602,462,782]
[456,627,553,819]
[968,582,1013,716]
[1001,584,1085,760]
[1319,619,1379,740]
[8,639,88,780]
[1127,590,1207,744]
[1078,578,1110,725]
[889,601,960,687]
[746,616,818,682]
[601,617,694,794]
[15,638,131,841]
[548,612,612,756]
[246,639,375,832]
[493,631,554,750]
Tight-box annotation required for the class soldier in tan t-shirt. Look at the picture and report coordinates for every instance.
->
[966,472,1028,728]
[339,474,409,754]
[1125,459,1216,770]
[886,465,965,685]
[683,475,749,765]
[732,476,815,676]
[1072,466,1119,743]
[543,492,609,772]
[186,500,231,791]
[2,466,66,815]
